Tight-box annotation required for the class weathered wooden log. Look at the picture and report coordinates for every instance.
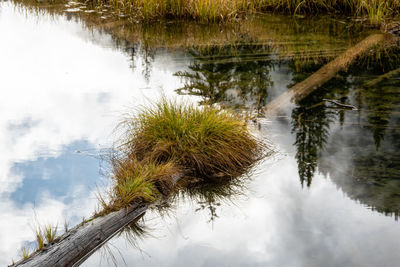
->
[12,173,183,267]
[263,33,387,117]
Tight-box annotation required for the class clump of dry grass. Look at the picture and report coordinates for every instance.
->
[122,100,264,179]
[95,99,264,215]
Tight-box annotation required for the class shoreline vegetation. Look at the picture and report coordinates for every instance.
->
[83,0,400,24]
[12,100,267,266]
[12,0,399,69]
[12,0,400,25]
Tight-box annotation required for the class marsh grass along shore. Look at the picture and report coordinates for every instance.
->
[82,0,400,23]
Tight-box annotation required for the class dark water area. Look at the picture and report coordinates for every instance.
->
[1,1,400,266]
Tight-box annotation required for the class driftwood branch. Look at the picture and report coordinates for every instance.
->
[323,99,357,110]
[263,33,387,117]
[12,173,183,267]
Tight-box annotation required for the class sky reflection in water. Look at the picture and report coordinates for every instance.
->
[1,1,400,266]
[0,2,185,264]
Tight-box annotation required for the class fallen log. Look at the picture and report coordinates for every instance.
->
[263,33,387,117]
[12,173,184,267]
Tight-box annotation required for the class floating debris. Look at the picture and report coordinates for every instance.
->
[64,8,81,13]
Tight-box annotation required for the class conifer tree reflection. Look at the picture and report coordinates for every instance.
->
[289,62,342,187]
[175,43,274,110]
[318,70,400,218]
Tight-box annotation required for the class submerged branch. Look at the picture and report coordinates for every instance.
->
[323,99,357,110]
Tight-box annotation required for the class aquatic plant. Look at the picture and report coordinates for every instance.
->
[95,99,264,216]
[121,100,263,178]
[80,0,400,23]
[13,0,381,67]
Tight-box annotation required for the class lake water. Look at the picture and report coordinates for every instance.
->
[1,1,399,266]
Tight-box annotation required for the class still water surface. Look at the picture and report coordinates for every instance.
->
[1,1,399,266]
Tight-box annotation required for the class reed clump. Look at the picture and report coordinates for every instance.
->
[122,100,263,178]
[83,0,400,23]
[96,100,264,215]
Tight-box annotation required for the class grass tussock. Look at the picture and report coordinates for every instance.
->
[96,100,264,216]
[122,100,263,178]
[83,0,400,23]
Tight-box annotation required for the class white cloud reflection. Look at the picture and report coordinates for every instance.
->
[83,152,400,267]
[0,2,188,264]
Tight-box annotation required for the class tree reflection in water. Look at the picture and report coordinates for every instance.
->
[175,43,274,111]
[173,42,400,219]
[291,48,400,218]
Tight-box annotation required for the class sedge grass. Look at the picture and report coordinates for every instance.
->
[81,0,400,23]
[121,100,264,178]
[97,100,264,215]
[96,158,180,216]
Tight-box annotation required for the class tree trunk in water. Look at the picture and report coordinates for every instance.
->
[263,34,387,117]
[12,173,183,267]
